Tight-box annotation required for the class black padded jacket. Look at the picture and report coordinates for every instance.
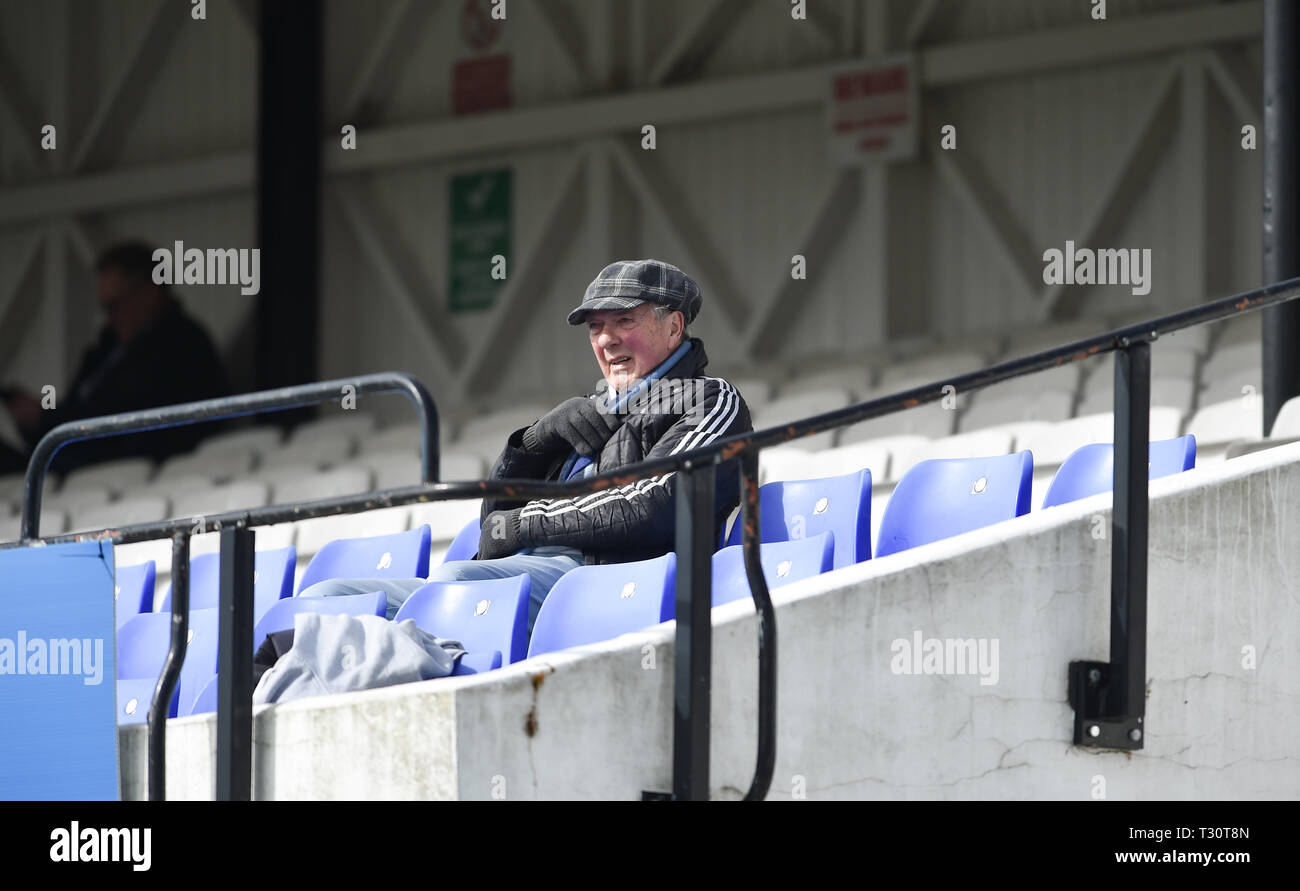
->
[478,337,752,566]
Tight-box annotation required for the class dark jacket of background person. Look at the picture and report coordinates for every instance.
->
[479,336,752,566]
[38,297,230,472]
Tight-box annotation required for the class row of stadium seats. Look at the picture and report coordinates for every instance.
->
[0,403,554,520]
[108,432,1201,722]
[3,377,1287,544]
[733,310,1258,402]
[0,317,1279,536]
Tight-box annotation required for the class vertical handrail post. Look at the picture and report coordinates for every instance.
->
[1068,340,1150,749]
[216,523,255,801]
[149,530,190,801]
[1110,341,1150,738]
[672,462,714,800]
[740,450,777,801]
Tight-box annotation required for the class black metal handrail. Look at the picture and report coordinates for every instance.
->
[13,372,438,801]
[20,371,440,541]
[6,273,1299,800]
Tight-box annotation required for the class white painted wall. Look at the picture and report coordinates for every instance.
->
[119,439,1300,800]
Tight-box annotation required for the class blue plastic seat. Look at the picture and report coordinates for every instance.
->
[115,561,156,629]
[187,673,219,717]
[1042,436,1197,508]
[178,608,221,717]
[394,574,530,664]
[117,678,169,725]
[116,610,219,720]
[711,531,834,607]
[442,517,481,563]
[252,590,387,654]
[160,546,296,624]
[296,525,431,593]
[117,612,174,682]
[876,452,1033,557]
[724,469,871,569]
[453,651,503,675]
[527,553,676,658]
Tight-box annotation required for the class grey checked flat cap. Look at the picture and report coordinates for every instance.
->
[567,259,702,326]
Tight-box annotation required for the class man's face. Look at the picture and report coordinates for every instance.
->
[96,268,163,343]
[586,303,684,391]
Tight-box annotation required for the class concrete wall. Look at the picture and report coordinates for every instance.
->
[121,439,1300,800]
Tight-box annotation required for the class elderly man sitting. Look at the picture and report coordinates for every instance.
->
[300,259,753,638]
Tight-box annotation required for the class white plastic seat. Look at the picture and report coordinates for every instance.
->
[1197,373,1261,409]
[752,388,854,452]
[728,377,775,409]
[113,539,174,578]
[335,453,417,490]
[258,435,354,471]
[877,350,986,388]
[960,390,1075,429]
[956,416,1053,445]
[0,472,24,502]
[1202,341,1261,379]
[287,413,379,450]
[986,364,1081,398]
[1077,377,1197,417]
[157,448,253,484]
[0,508,67,541]
[134,474,214,501]
[440,434,509,467]
[358,424,424,457]
[61,457,155,495]
[1001,321,1100,357]
[807,439,899,482]
[777,366,870,402]
[69,496,169,533]
[195,427,283,458]
[438,452,487,482]
[294,506,411,558]
[839,401,956,443]
[1185,397,1264,448]
[408,498,484,542]
[757,447,815,484]
[1161,326,1211,355]
[1269,395,1300,437]
[42,484,111,515]
[252,522,296,551]
[1213,317,1260,349]
[169,480,270,521]
[1082,355,1195,394]
[456,404,550,443]
[1018,408,1184,467]
[1149,345,1200,380]
[270,467,372,505]
[1083,351,1198,395]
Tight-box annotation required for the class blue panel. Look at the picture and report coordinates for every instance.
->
[0,540,118,800]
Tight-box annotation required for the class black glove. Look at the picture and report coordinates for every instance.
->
[478,508,525,560]
[521,395,621,457]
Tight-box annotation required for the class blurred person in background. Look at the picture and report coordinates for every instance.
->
[0,241,229,475]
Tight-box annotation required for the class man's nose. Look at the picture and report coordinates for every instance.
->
[597,329,620,350]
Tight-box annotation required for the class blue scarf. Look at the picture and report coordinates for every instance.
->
[560,339,693,481]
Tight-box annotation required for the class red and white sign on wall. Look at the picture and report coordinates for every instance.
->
[453,0,511,116]
[828,55,919,165]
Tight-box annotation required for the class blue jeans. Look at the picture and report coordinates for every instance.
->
[297,552,584,637]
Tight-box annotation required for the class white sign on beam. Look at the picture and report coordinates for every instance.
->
[828,55,919,165]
